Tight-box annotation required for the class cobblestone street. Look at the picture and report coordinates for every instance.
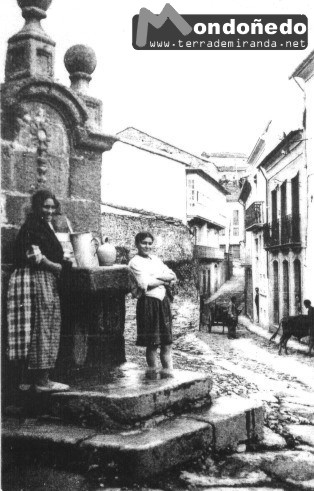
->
[121,274,314,490]
[4,286,314,490]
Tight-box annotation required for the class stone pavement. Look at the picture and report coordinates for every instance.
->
[121,282,314,489]
[240,314,310,355]
[205,267,245,307]
[3,276,314,490]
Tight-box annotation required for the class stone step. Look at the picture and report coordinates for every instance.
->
[2,395,264,479]
[50,367,213,428]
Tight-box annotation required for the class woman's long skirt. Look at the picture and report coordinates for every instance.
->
[7,267,61,370]
[136,295,173,347]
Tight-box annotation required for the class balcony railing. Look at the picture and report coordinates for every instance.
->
[263,220,279,247]
[194,245,225,261]
[240,253,252,266]
[187,203,227,229]
[264,214,300,249]
[281,214,301,244]
[245,201,264,231]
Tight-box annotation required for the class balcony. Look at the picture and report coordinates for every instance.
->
[245,202,264,231]
[240,253,252,266]
[187,203,227,229]
[263,220,279,248]
[264,214,301,250]
[194,245,225,261]
[281,214,301,245]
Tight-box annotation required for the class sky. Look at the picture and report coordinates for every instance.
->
[1,0,313,157]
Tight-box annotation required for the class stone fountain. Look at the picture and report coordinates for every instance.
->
[1,0,264,479]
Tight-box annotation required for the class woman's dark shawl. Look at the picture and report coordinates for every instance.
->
[14,214,64,268]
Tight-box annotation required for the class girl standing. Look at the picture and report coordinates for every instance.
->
[129,232,177,376]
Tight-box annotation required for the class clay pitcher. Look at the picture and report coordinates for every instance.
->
[97,237,117,266]
[70,232,100,268]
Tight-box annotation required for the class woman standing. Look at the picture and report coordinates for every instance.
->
[7,189,69,392]
[129,232,177,376]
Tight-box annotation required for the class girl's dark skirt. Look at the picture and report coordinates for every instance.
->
[136,295,173,347]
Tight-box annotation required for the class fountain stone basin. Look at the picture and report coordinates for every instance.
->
[58,265,135,372]
[66,264,132,293]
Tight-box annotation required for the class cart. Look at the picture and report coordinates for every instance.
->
[200,297,228,333]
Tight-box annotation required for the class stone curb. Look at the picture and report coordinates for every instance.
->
[50,369,213,427]
[2,395,264,479]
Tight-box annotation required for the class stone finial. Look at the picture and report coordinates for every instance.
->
[5,0,55,81]
[17,0,52,20]
[64,45,97,94]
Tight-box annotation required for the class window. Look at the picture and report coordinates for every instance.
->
[233,210,239,226]
[291,173,299,216]
[188,178,195,207]
[233,228,239,236]
[219,229,226,236]
[281,181,287,219]
[230,244,240,258]
[271,189,277,223]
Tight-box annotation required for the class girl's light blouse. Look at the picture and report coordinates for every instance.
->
[128,254,176,301]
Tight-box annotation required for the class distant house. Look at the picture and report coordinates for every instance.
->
[186,167,229,295]
[202,152,248,260]
[101,127,231,295]
[102,127,189,222]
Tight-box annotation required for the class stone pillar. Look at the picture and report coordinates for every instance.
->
[1,0,124,389]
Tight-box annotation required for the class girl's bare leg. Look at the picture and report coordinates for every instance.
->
[160,345,173,370]
[146,346,158,369]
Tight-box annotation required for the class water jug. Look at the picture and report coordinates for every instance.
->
[97,237,117,266]
[70,232,100,268]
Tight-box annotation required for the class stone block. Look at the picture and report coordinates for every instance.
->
[1,227,19,264]
[2,416,213,479]
[69,152,101,202]
[286,424,314,447]
[62,199,100,234]
[13,150,38,193]
[181,469,271,488]
[2,418,95,445]
[81,417,213,478]
[262,450,314,487]
[259,427,287,450]
[58,290,126,369]
[51,369,212,427]
[5,194,29,226]
[189,395,264,451]
[2,418,95,468]
[1,142,15,191]
[67,265,132,293]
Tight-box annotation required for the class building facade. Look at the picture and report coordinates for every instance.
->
[202,152,248,259]
[292,51,314,303]
[186,168,229,296]
[240,126,306,328]
[101,127,232,297]
[239,128,269,325]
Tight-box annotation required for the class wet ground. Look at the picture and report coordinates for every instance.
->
[3,286,314,490]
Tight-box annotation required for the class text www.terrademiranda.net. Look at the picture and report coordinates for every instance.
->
[149,38,307,49]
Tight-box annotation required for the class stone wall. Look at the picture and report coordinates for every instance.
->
[101,210,197,298]
[101,211,194,264]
